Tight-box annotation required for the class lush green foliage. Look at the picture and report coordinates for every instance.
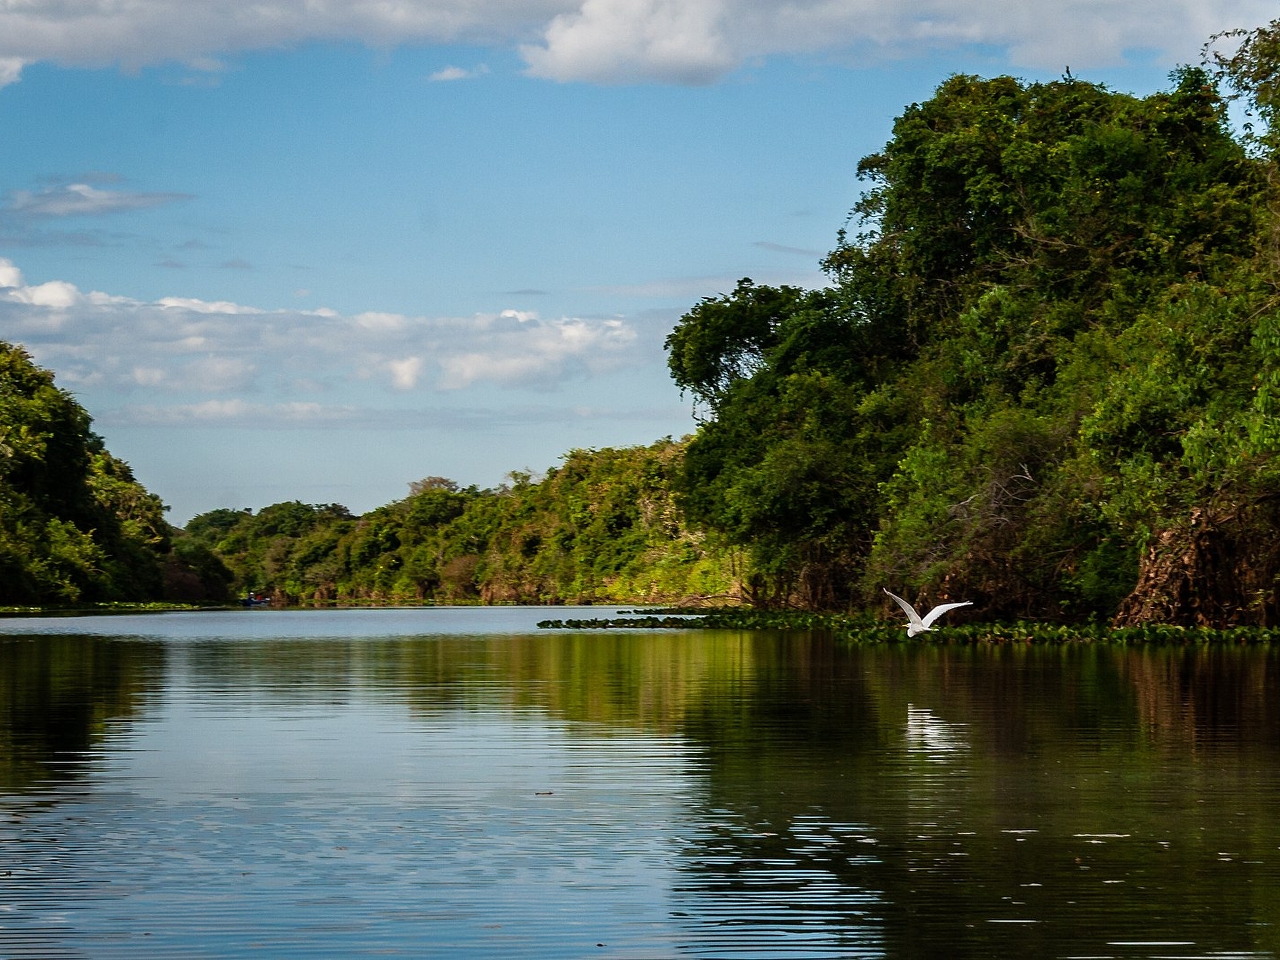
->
[665,36,1280,626]
[183,21,1280,624]
[185,441,740,605]
[0,341,231,605]
[539,609,1280,645]
[19,22,1280,626]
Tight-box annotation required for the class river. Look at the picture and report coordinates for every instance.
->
[0,607,1276,958]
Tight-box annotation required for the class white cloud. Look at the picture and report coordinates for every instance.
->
[99,398,683,429]
[436,316,636,389]
[177,399,254,421]
[0,259,642,405]
[0,0,566,71]
[523,0,734,84]
[0,262,85,308]
[387,356,425,389]
[430,65,470,81]
[7,182,191,218]
[16,280,81,308]
[113,399,352,426]
[184,356,259,392]
[0,0,1271,85]
[355,311,407,331]
[520,0,1277,83]
[0,259,24,289]
[131,366,168,387]
[439,353,566,388]
[428,64,490,81]
[156,296,263,314]
[0,57,23,87]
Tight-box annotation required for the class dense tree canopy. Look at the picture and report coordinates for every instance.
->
[0,341,231,605]
[665,36,1280,625]
[184,440,738,606]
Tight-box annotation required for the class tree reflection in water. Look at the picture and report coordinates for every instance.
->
[0,614,1276,958]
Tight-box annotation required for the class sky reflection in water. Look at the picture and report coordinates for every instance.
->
[0,607,1277,958]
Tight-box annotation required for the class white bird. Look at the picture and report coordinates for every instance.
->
[883,588,972,637]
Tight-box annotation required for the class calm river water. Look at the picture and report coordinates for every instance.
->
[0,607,1277,958]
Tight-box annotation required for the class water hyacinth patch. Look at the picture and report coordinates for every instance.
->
[537,609,1280,645]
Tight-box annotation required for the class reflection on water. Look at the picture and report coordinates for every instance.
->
[673,811,883,958]
[0,609,1278,957]
[904,704,969,759]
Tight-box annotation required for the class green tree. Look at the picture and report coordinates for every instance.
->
[0,341,211,604]
[668,60,1270,622]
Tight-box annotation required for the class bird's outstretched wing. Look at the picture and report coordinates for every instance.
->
[883,588,923,627]
[919,601,973,629]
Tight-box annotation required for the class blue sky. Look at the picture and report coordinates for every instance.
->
[0,0,1273,523]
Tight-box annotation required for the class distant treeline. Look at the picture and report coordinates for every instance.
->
[183,443,739,606]
[9,19,1280,625]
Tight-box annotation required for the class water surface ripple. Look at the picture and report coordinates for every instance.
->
[0,608,1277,958]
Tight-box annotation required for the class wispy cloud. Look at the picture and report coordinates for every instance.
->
[100,398,687,429]
[0,0,1266,86]
[6,182,191,218]
[754,240,822,257]
[0,258,640,404]
[0,57,23,88]
[111,399,348,427]
[428,63,491,81]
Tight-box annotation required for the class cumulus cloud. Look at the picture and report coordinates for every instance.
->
[0,0,1271,85]
[0,260,26,288]
[523,0,734,84]
[528,0,1279,83]
[437,317,635,389]
[10,280,82,309]
[0,257,640,417]
[387,356,425,389]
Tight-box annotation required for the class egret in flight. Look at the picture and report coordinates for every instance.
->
[883,588,972,637]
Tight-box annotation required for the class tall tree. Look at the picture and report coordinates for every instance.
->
[0,341,220,604]
[668,60,1271,622]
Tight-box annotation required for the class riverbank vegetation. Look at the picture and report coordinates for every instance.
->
[660,23,1280,627]
[0,342,232,606]
[7,20,1280,627]
[537,608,1280,645]
[181,442,739,606]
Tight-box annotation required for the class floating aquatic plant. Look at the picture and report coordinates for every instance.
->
[536,609,1279,645]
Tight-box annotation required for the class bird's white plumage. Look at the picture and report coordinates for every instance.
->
[883,588,972,636]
